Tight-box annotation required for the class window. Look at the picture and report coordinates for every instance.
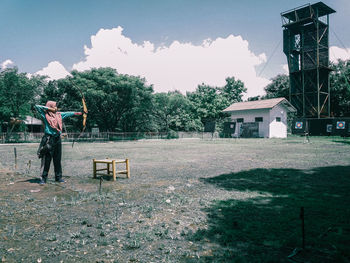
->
[255,117,263,122]
[276,117,281,122]
[237,118,244,123]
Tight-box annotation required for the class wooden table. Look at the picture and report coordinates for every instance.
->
[93,158,130,181]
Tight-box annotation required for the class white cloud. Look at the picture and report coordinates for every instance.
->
[330,46,350,62]
[72,26,270,98]
[1,59,14,69]
[35,61,70,80]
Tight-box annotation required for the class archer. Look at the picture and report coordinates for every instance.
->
[35,101,82,185]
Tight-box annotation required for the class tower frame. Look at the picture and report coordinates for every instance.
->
[281,2,335,118]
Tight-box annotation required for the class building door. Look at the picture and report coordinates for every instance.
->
[240,122,259,138]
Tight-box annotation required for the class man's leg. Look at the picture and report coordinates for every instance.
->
[40,152,52,185]
[53,137,63,182]
[37,135,47,158]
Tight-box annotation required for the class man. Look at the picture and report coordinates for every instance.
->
[35,101,82,185]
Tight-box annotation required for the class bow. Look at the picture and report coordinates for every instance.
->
[72,86,88,148]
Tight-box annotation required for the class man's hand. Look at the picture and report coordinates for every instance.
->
[75,112,83,115]
[47,107,58,113]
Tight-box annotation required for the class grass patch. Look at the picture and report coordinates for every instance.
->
[0,137,349,262]
[195,166,350,262]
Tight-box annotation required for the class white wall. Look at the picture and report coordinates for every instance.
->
[269,105,288,138]
[229,109,270,137]
[228,105,290,138]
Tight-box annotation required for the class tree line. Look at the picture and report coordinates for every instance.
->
[0,67,245,133]
[1,59,350,133]
[249,60,350,117]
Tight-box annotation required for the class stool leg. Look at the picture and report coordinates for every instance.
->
[112,160,116,181]
[126,158,130,178]
[107,162,110,175]
[93,159,96,179]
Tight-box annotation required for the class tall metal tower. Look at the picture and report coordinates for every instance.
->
[281,2,335,118]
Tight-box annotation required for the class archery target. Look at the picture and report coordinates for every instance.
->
[295,122,303,129]
[336,121,345,129]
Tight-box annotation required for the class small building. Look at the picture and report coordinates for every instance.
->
[1,116,43,133]
[223,97,296,138]
[23,115,43,133]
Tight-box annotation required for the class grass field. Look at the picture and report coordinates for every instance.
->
[0,136,350,262]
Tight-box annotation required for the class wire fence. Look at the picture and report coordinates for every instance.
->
[0,131,219,144]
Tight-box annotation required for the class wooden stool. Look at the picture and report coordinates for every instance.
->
[93,158,130,181]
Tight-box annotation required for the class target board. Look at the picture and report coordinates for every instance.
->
[336,121,345,129]
[295,122,303,129]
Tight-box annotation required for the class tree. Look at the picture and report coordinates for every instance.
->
[330,59,350,116]
[153,91,201,132]
[40,68,155,132]
[247,95,262,101]
[187,84,223,126]
[264,74,289,99]
[187,77,247,127]
[220,77,246,105]
[118,76,155,132]
[0,67,46,131]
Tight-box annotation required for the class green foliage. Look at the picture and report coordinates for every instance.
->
[0,67,46,130]
[330,59,350,116]
[3,59,350,134]
[40,68,155,132]
[262,60,350,117]
[166,129,179,139]
[187,84,222,126]
[187,77,246,126]
[220,76,246,105]
[1,66,247,133]
[263,74,289,99]
[247,95,262,101]
[45,72,246,133]
[153,91,201,132]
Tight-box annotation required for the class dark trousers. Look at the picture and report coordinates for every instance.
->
[40,135,62,181]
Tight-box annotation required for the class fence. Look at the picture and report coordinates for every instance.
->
[0,131,218,144]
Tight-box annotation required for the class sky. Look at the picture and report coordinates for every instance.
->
[1,0,350,98]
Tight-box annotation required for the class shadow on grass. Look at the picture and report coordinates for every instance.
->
[93,175,129,181]
[192,166,350,262]
[17,178,41,184]
[333,139,350,145]
[19,177,73,184]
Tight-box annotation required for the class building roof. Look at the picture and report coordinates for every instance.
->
[223,97,297,113]
[281,2,335,23]
[23,116,43,125]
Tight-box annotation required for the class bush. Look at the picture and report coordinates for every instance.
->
[166,130,179,139]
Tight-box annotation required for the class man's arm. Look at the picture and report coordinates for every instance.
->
[34,105,48,118]
[60,111,82,120]
[47,107,58,113]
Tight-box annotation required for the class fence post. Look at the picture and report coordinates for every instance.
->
[14,147,17,170]
[300,207,305,249]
